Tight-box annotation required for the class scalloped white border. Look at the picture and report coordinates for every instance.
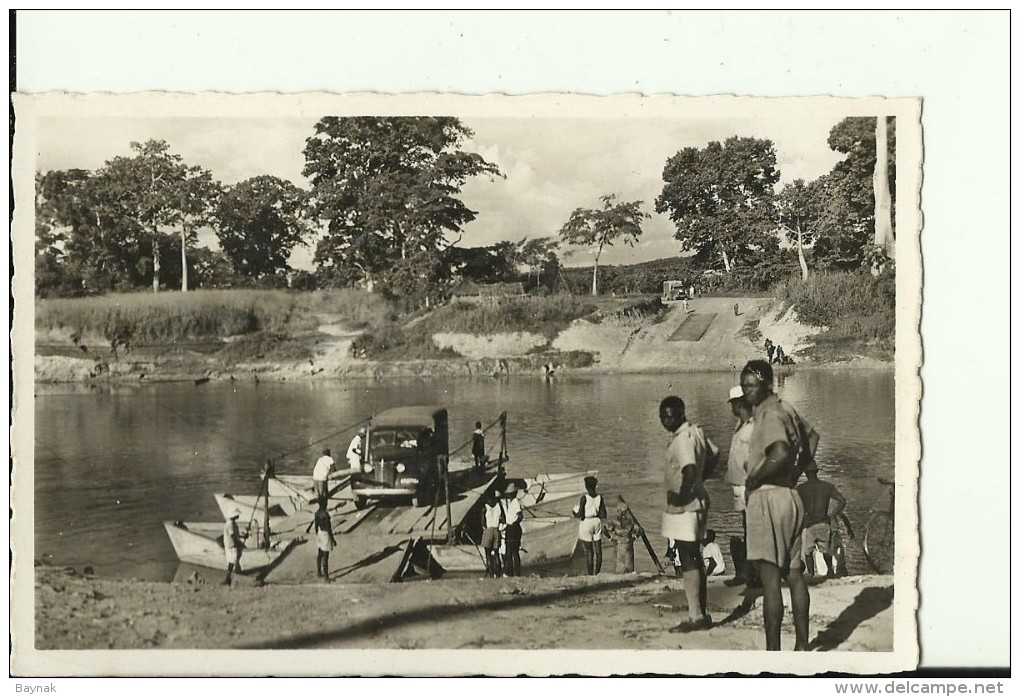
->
[10,92,922,676]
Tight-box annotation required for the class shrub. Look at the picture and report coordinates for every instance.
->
[773,270,895,343]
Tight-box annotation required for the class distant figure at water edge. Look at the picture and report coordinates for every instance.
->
[765,338,775,364]
[682,296,690,313]
[773,344,786,365]
[660,394,719,634]
[688,283,695,299]
[733,302,740,316]
[572,475,607,576]
[701,529,726,576]
[472,421,486,471]
[607,496,642,574]
[796,461,848,578]
[501,482,524,577]
[724,385,756,587]
[347,427,366,472]
[481,490,505,577]
[543,362,556,380]
[741,358,818,651]
[312,448,334,500]
[222,508,243,586]
[314,497,338,581]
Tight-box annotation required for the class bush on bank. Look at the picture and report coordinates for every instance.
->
[773,270,896,354]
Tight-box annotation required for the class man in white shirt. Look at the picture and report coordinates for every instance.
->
[725,385,755,586]
[660,395,719,634]
[702,529,726,576]
[312,448,334,499]
[347,428,366,472]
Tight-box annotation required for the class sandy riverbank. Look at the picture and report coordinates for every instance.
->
[32,296,892,384]
[33,563,894,658]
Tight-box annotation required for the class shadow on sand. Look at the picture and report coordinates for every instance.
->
[809,585,894,652]
[238,576,653,649]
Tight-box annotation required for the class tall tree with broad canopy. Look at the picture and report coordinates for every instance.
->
[216,175,314,280]
[95,140,219,292]
[558,194,648,296]
[302,117,502,290]
[655,136,781,272]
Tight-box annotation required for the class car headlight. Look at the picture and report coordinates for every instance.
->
[363,464,374,473]
[396,463,406,473]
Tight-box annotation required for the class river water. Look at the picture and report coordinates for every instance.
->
[32,369,894,581]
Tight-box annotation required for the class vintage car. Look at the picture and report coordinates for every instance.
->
[352,405,449,508]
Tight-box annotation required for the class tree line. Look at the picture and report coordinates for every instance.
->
[35,115,895,301]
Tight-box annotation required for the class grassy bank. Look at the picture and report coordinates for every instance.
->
[354,296,599,360]
[773,271,895,360]
[36,289,393,345]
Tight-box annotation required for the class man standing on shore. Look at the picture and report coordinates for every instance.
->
[222,508,243,586]
[724,385,755,586]
[797,462,848,577]
[660,395,719,634]
[741,359,816,651]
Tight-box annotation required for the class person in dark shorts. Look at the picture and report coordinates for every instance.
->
[313,497,337,581]
[796,462,847,577]
[472,421,486,471]
[481,490,505,577]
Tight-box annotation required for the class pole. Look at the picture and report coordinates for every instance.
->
[617,495,665,574]
[261,459,273,550]
[499,412,508,463]
[443,455,452,544]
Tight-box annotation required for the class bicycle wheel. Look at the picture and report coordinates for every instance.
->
[863,512,895,574]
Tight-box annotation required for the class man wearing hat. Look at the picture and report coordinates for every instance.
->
[725,385,755,586]
[347,427,366,472]
[501,481,525,577]
[222,507,243,586]
[796,462,848,577]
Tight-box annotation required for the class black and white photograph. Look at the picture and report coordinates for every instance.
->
[12,90,922,675]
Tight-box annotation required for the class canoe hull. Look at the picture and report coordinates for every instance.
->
[163,520,292,571]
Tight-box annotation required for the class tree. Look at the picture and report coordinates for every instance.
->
[302,117,502,288]
[558,194,648,295]
[655,136,780,272]
[511,237,560,287]
[93,140,220,292]
[872,116,894,270]
[175,165,221,291]
[216,175,313,280]
[776,179,821,280]
[826,116,897,265]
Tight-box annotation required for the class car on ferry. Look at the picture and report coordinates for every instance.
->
[352,405,449,508]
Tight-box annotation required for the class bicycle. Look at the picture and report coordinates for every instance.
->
[863,477,895,574]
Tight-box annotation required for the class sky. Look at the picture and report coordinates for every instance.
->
[36,112,847,269]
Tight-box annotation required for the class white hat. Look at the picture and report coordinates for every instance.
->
[229,507,241,519]
[728,386,744,401]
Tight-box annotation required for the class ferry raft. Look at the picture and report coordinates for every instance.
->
[164,408,593,583]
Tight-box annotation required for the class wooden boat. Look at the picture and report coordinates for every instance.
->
[212,493,301,520]
[162,520,296,571]
[420,469,595,576]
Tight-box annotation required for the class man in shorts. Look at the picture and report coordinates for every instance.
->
[312,448,334,500]
[741,359,816,651]
[725,385,755,585]
[573,475,607,576]
[660,395,719,634]
[797,462,847,577]
[481,490,505,577]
